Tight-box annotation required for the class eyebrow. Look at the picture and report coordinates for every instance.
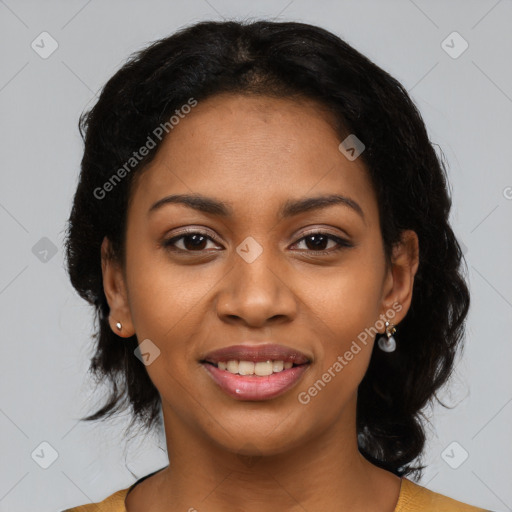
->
[148,193,364,220]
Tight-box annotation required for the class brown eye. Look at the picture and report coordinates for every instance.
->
[292,232,352,254]
[162,231,220,252]
[162,230,352,255]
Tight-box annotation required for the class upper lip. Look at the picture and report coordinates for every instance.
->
[201,344,311,365]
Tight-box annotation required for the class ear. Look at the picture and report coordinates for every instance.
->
[101,236,135,337]
[379,230,419,326]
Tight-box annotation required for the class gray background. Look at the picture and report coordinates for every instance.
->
[0,1,511,511]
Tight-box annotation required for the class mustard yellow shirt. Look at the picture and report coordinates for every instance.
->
[63,475,492,511]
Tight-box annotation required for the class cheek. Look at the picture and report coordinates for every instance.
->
[298,250,385,392]
[307,255,385,341]
[294,270,381,419]
[125,236,217,340]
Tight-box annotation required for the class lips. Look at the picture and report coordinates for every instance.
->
[201,344,311,365]
[200,343,311,401]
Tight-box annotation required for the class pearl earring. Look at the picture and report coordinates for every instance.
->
[378,321,397,352]
[116,322,122,331]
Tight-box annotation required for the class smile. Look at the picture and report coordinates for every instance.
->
[216,359,294,375]
[201,359,310,401]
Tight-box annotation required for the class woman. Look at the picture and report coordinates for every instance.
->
[62,19,491,512]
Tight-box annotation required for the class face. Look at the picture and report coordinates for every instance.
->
[102,93,418,456]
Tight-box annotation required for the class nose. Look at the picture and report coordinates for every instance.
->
[215,243,298,328]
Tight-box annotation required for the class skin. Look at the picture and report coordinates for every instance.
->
[101,92,419,512]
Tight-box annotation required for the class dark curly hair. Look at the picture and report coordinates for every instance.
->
[64,19,470,480]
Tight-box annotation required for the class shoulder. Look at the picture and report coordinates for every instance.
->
[396,477,492,512]
[61,477,493,512]
[61,487,130,512]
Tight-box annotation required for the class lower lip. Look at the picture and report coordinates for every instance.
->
[201,363,310,401]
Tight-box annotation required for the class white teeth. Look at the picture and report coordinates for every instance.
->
[254,361,273,376]
[216,359,297,375]
[226,360,239,373]
[272,360,284,372]
[238,361,254,375]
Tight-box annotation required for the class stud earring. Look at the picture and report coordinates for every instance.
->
[378,321,397,352]
[116,321,122,331]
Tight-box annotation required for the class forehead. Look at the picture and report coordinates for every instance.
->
[129,93,377,222]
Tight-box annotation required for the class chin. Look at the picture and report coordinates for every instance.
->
[208,419,309,459]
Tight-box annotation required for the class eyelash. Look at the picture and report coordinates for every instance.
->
[161,229,352,256]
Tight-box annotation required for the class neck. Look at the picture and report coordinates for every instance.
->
[136,395,402,512]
